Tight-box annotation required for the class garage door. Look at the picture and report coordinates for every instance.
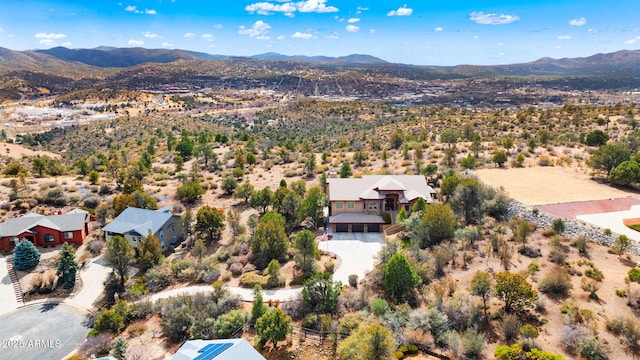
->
[335,224,349,232]
[352,224,365,232]
[368,223,381,232]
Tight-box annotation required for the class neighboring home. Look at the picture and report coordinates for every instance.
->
[102,206,184,251]
[173,339,265,360]
[0,208,91,251]
[326,175,436,233]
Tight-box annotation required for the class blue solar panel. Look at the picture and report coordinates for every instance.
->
[194,342,233,360]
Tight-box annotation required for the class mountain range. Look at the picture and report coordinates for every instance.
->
[1,46,640,101]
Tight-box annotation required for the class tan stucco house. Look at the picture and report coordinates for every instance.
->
[326,175,436,232]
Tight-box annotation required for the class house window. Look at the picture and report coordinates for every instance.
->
[167,224,176,233]
[44,234,55,243]
[159,230,164,239]
[347,202,355,209]
[9,237,19,246]
[64,232,74,239]
[368,202,378,210]
[336,202,343,209]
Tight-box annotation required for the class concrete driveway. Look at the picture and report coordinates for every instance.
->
[0,302,91,360]
[0,255,20,316]
[322,233,384,285]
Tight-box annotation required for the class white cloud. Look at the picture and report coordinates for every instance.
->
[202,33,214,41]
[470,11,520,25]
[162,42,175,47]
[292,31,315,39]
[387,5,413,17]
[277,35,286,40]
[238,20,271,40]
[369,28,375,34]
[434,27,443,32]
[215,24,223,29]
[346,25,359,32]
[245,0,338,17]
[357,6,369,11]
[184,32,196,38]
[348,18,360,23]
[569,17,586,26]
[625,39,637,44]
[124,5,156,15]
[35,33,67,39]
[587,28,598,34]
[557,35,572,40]
[143,31,160,38]
[325,32,339,39]
[0,27,4,33]
[128,39,144,46]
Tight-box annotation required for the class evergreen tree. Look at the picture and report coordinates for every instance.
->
[56,242,78,289]
[255,308,293,349]
[13,240,41,270]
[104,235,135,291]
[383,252,420,303]
[138,230,163,269]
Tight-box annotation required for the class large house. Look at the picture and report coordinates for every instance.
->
[0,209,92,250]
[326,175,436,233]
[173,339,265,360]
[102,206,184,251]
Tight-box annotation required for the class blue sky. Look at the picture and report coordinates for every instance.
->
[0,0,638,65]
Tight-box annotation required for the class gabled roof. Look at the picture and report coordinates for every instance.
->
[102,207,174,236]
[0,209,89,237]
[327,175,435,203]
[172,339,265,360]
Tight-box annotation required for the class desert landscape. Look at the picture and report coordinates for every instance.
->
[2,7,640,359]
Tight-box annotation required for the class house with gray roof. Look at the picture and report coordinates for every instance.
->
[0,209,91,250]
[173,338,265,360]
[102,206,184,251]
[326,175,436,233]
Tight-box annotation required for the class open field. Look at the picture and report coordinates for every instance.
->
[475,166,635,206]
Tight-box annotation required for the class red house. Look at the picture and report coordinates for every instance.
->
[0,209,91,250]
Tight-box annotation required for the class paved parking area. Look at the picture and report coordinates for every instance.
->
[577,205,640,250]
[0,303,91,360]
[322,233,384,285]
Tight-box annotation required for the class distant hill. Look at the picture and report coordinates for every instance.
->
[35,47,205,68]
[34,47,388,67]
[250,52,387,64]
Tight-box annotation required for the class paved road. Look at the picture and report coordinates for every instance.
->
[0,303,91,360]
[147,285,303,303]
[146,233,384,303]
[0,255,20,316]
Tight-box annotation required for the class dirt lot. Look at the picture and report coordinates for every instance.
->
[475,166,634,206]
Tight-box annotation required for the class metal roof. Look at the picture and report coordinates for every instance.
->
[102,207,174,236]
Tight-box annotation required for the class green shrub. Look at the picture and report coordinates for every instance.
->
[324,261,335,274]
[539,267,572,296]
[629,268,640,283]
[371,298,389,316]
[584,268,604,281]
[238,272,268,288]
[93,309,125,334]
[13,241,41,270]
